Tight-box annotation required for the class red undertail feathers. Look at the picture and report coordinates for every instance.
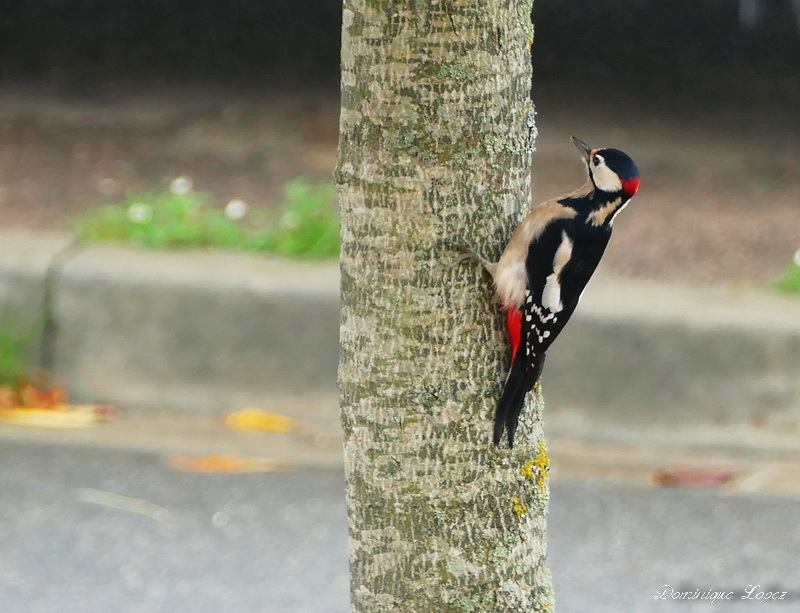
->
[505,308,522,363]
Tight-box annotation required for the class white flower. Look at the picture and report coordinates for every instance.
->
[127,203,153,223]
[224,199,248,220]
[169,175,194,196]
[281,211,301,229]
[794,248,800,267]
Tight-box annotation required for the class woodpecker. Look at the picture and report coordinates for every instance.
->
[454,136,640,447]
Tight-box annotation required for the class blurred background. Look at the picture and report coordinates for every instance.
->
[0,0,798,282]
[0,1,799,612]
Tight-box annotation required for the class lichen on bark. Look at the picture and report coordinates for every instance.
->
[336,1,552,611]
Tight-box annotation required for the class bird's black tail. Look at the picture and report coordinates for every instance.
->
[493,354,545,447]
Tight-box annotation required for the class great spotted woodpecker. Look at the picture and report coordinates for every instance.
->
[453,136,640,446]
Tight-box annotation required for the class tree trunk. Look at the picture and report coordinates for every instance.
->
[335,1,552,612]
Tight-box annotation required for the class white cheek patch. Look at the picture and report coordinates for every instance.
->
[541,231,573,313]
[591,161,623,193]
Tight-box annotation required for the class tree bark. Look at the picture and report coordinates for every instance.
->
[335,1,552,612]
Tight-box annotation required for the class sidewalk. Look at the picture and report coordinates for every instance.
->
[1,229,799,454]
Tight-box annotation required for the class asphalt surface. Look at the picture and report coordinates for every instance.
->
[1,440,799,613]
[0,441,348,613]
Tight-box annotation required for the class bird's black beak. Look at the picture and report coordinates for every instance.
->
[571,136,592,161]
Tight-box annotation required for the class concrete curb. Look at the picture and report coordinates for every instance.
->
[0,232,75,366]
[545,279,800,450]
[1,229,799,450]
[55,240,340,420]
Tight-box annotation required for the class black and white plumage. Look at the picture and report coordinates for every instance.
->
[460,136,640,446]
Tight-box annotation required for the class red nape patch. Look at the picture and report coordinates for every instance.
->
[505,308,522,363]
[621,177,640,196]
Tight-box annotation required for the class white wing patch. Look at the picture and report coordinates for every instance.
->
[542,275,562,313]
[541,231,573,313]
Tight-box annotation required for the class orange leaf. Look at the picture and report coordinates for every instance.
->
[166,453,294,474]
[653,467,735,488]
[225,407,295,433]
[18,381,67,409]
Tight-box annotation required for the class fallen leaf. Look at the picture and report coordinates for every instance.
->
[166,453,295,474]
[0,375,69,409]
[653,467,735,488]
[0,404,113,429]
[225,407,295,433]
[20,381,67,409]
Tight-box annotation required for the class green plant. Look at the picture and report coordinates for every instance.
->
[775,259,800,294]
[0,317,37,386]
[252,178,340,258]
[76,177,339,258]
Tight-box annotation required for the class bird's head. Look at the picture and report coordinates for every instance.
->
[571,136,640,197]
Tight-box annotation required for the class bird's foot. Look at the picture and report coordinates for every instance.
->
[438,240,493,271]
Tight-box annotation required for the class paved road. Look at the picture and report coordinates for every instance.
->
[1,440,798,613]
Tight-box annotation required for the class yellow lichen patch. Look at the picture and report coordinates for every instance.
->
[520,459,535,479]
[520,441,550,490]
[512,495,528,516]
[533,440,550,488]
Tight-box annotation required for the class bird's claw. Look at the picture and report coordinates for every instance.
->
[438,240,478,269]
[441,254,474,269]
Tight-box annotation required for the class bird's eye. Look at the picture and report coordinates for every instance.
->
[592,156,601,166]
